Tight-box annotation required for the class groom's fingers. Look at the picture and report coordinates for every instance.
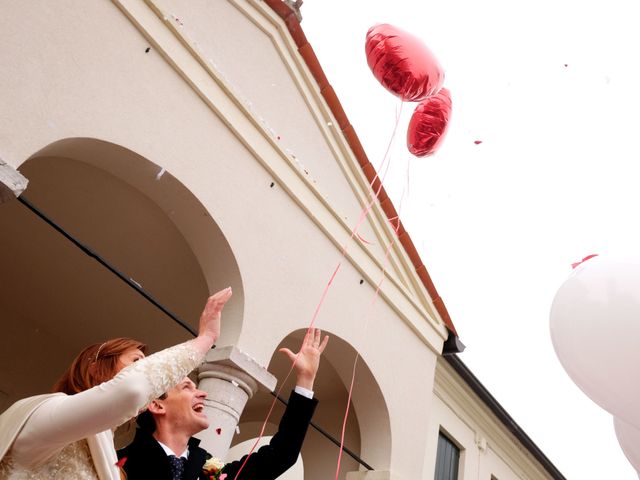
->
[278,348,296,363]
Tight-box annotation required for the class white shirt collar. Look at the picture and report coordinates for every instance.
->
[156,439,189,459]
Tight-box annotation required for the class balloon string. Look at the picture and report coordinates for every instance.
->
[345,99,402,245]
[333,189,405,480]
[235,98,405,479]
[334,98,406,475]
[356,232,374,245]
[335,352,359,479]
[329,98,405,478]
[332,96,403,261]
[232,263,342,480]
[406,151,411,197]
[367,101,404,204]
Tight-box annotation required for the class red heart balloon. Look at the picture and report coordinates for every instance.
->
[406,88,452,157]
[365,24,444,102]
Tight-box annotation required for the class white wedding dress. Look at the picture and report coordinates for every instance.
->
[0,341,205,480]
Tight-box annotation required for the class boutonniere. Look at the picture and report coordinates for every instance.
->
[202,457,227,480]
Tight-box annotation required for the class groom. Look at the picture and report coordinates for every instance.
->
[117,329,329,480]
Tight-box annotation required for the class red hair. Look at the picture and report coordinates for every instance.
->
[53,338,146,394]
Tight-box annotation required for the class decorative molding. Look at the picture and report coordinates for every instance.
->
[245,0,441,324]
[110,0,449,353]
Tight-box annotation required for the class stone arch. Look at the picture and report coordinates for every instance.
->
[233,329,391,480]
[0,137,243,409]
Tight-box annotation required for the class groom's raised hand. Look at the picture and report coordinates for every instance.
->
[279,328,329,391]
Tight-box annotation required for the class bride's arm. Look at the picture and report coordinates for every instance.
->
[11,288,231,467]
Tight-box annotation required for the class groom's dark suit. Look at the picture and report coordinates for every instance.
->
[117,391,318,480]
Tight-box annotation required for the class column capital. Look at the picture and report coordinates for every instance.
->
[201,345,277,392]
[194,345,277,458]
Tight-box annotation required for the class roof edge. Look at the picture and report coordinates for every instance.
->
[444,355,566,480]
[263,0,459,338]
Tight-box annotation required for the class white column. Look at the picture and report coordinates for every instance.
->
[195,345,277,458]
[0,158,28,203]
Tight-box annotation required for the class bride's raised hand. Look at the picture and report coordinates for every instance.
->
[198,287,232,344]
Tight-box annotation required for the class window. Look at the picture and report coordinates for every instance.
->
[435,432,460,480]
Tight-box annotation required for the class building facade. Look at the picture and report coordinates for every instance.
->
[0,1,563,479]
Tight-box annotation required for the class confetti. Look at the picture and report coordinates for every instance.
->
[571,254,598,269]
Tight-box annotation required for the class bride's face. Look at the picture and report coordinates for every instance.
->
[116,347,145,373]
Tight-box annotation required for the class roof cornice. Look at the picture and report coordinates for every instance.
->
[263,0,459,338]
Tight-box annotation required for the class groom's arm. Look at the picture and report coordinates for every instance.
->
[222,328,328,479]
[222,390,317,479]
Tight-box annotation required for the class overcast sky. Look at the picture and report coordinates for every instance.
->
[302,1,640,478]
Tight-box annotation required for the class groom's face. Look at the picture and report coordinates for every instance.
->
[160,378,209,435]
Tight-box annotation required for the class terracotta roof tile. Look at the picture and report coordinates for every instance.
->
[298,44,329,89]
[284,14,307,47]
[267,0,295,21]
[319,86,349,130]
[341,125,368,167]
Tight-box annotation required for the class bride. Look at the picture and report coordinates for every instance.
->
[0,287,232,479]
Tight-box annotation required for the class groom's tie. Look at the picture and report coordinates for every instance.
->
[168,455,187,480]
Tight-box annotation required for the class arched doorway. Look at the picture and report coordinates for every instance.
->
[229,329,391,479]
[0,137,243,411]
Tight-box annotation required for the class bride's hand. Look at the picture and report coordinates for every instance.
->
[198,287,232,344]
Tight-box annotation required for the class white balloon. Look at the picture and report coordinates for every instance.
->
[614,417,640,474]
[549,254,640,427]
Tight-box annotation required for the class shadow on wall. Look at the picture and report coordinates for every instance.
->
[0,137,243,410]
[234,328,391,480]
